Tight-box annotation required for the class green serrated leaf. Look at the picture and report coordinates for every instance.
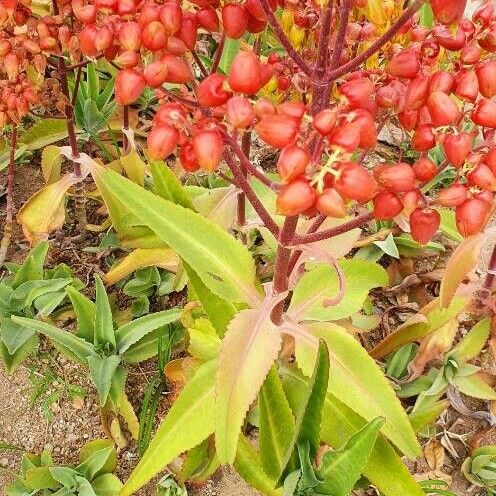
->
[91,164,261,306]
[316,417,385,496]
[259,367,296,480]
[151,161,195,210]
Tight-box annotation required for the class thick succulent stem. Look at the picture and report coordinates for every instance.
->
[52,0,86,230]
[271,216,299,324]
[0,125,17,266]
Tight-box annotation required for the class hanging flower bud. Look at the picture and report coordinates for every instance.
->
[142,20,168,51]
[427,91,460,127]
[431,0,466,25]
[472,98,496,128]
[159,3,183,35]
[443,132,472,167]
[118,21,142,51]
[147,124,180,160]
[197,74,232,107]
[228,50,263,95]
[316,188,347,218]
[386,51,420,79]
[193,129,224,171]
[276,179,317,216]
[373,190,404,219]
[226,96,254,128]
[255,114,298,148]
[276,144,310,183]
[222,3,248,39]
[456,198,489,237]
[115,68,146,105]
[144,61,169,88]
[410,209,441,244]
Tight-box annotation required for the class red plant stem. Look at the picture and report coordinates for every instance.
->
[57,57,80,166]
[210,35,225,74]
[0,125,17,266]
[287,214,326,275]
[71,65,83,107]
[324,0,423,82]
[310,4,335,114]
[329,0,352,71]
[66,54,104,70]
[258,0,312,76]
[224,151,280,237]
[52,0,87,229]
[290,211,374,245]
[191,50,209,78]
[314,4,333,78]
[163,88,201,108]
[271,216,299,324]
[236,131,251,238]
[226,134,280,190]
[122,104,130,153]
[483,244,496,294]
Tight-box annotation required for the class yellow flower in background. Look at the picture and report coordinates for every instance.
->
[289,25,306,50]
[281,9,294,34]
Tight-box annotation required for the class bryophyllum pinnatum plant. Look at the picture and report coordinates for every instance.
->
[2,0,496,492]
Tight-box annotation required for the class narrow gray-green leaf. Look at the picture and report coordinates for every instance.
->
[66,287,96,342]
[87,355,122,406]
[277,340,330,482]
[94,275,115,349]
[11,316,96,361]
[116,309,181,355]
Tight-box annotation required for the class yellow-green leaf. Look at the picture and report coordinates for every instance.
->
[452,318,491,363]
[104,248,179,286]
[17,171,88,244]
[259,367,296,480]
[91,164,261,306]
[121,360,217,496]
[215,308,282,463]
[288,260,388,322]
[370,296,470,359]
[294,323,421,459]
[18,119,69,150]
[120,150,147,186]
[40,145,62,184]
[439,234,484,308]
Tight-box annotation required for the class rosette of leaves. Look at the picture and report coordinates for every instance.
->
[0,241,84,372]
[397,318,496,410]
[12,275,181,447]
[71,64,116,155]
[123,266,175,317]
[462,446,496,492]
[5,439,122,496]
[155,473,188,496]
